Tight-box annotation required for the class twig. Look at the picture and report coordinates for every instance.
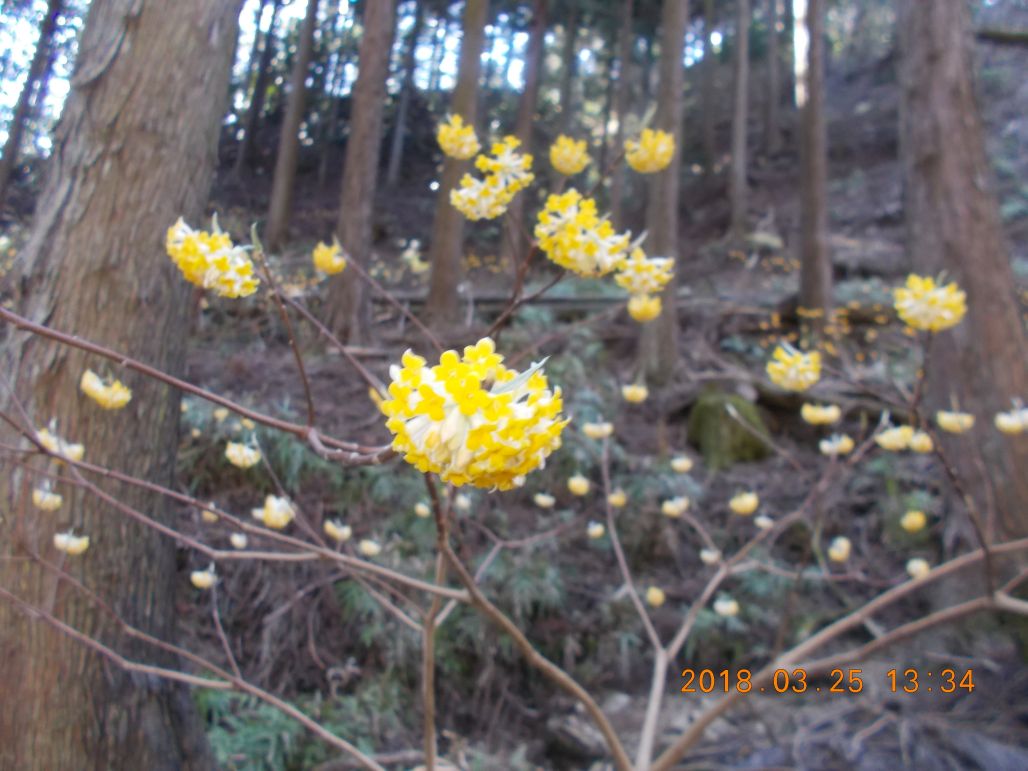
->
[210,583,243,681]
[422,554,446,770]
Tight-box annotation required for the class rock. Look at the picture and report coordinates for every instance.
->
[687,389,771,470]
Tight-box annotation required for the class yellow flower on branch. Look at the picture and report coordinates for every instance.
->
[908,430,934,453]
[713,596,739,617]
[906,557,930,579]
[766,344,821,391]
[534,189,630,277]
[32,488,63,511]
[225,441,261,469]
[54,531,89,556]
[583,421,613,439]
[614,247,674,297]
[166,217,259,299]
[875,424,913,451]
[549,135,590,176]
[900,510,927,533]
[36,426,84,462]
[935,410,974,434]
[437,114,480,159]
[80,370,132,410]
[358,539,382,557]
[380,338,568,490]
[230,533,248,550]
[414,502,432,518]
[568,474,591,496]
[729,491,759,516]
[670,456,694,473]
[625,128,675,173]
[700,548,721,565]
[627,294,662,323]
[994,407,1027,435]
[607,488,627,508]
[662,496,690,517]
[324,519,353,542]
[312,239,347,274]
[645,586,666,607]
[819,433,855,457]
[190,565,217,589]
[828,536,851,562]
[621,384,649,403]
[586,521,606,539]
[252,495,295,530]
[801,403,841,425]
[893,274,966,332]
[533,492,556,508]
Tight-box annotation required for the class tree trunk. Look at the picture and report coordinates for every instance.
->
[764,0,782,155]
[427,15,446,93]
[424,0,489,327]
[729,0,750,240]
[0,0,242,767]
[609,0,634,230]
[797,0,830,331]
[266,0,321,250]
[639,0,689,386]
[237,0,271,123]
[326,0,397,344]
[235,0,283,175]
[897,0,1028,538]
[701,0,717,176]
[386,0,425,188]
[0,0,63,206]
[500,0,546,267]
[556,6,579,137]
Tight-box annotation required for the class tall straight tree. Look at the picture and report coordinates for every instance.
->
[386,0,426,188]
[235,0,283,174]
[764,0,782,155]
[0,0,242,766]
[0,0,63,205]
[609,0,634,230]
[555,4,579,137]
[797,0,830,328]
[729,0,751,240]
[425,0,489,326]
[326,0,397,343]
[266,0,321,250]
[640,0,689,386]
[898,0,1028,537]
[701,0,717,175]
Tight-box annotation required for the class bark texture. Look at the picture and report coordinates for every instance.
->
[640,0,689,385]
[729,0,750,240]
[326,0,397,343]
[898,0,1028,538]
[265,0,321,250]
[0,0,63,205]
[797,0,831,326]
[701,0,717,174]
[235,0,282,174]
[0,1,242,768]
[609,0,634,230]
[386,0,425,188]
[424,0,489,327]
[764,0,782,155]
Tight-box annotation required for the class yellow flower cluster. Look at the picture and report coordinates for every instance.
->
[622,384,648,403]
[80,370,132,410]
[627,295,662,322]
[54,531,89,555]
[995,406,1027,435]
[380,338,568,490]
[568,474,590,495]
[729,491,759,516]
[766,345,822,391]
[900,510,927,533]
[225,441,261,469]
[166,218,259,299]
[828,536,851,562]
[801,403,841,425]
[819,433,855,457]
[312,240,347,274]
[534,189,631,277]
[437,114,480,159]
[549,135,590,176]
[32,487,63,511]
[874,424,933,453]
[893,274,967,332]
[190,565,217,589]
[625,129,675,173]
[36,426,84,462]
[613,247,674,323]
[451,136,534,220]
[935,410,974,434]
[252,495,295,529]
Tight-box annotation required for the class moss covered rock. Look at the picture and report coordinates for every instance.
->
[686,390,771,470]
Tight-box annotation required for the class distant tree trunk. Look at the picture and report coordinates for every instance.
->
[764,0,782,155]
[0,0,242,767]
[556,6,579,137]
[237,0,270,121]
[427,15,446,92]
[0,0,63,205]
[326,0,397,343]
[609,0,634,230]
[386,0,425,188]
[640,0,688,388]
[317,49,348,187]
[501,0,546,266]
[797,0,830,330]
[235,0,283,174]
[728,0,750,240]
[701,0,717,176]
[266,0,320,250]
[599,44,616,173]
[898,0,1028,538]
[424,0,489,327]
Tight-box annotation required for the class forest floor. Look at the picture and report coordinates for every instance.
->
[2,37,1027,771]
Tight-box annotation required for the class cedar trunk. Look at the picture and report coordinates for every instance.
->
[701,0,717,174]
[609,0,635,230]
[729,0,750,240]
[640,0,689,385]
[326,0,397,344]
[386,0,425,188]
[424,0,489,327]
[897,0,1028,537]
[235,0,283,174]
[764,0,782,155]
[0,0,242,767]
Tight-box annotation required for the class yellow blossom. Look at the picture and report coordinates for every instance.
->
[828,536,851,562]
[906,557,930,579]
[534,492,556,508]
[549,135,590,175]
[801,403,841,425]
[614,247,674,297]
[621,384,648,403]
[607,488,627,508]
[900,510,927,533]
[994,408,1027,435]
[312,240,347,274]
[213,407,229,423]
[252,495,295,530]
[230,533,248,550]
[380,339,567,490]
[190,565,217,589]
[670,456,694,473]
[166,217,259,298]
[241,418,255,430]
[893,274,966,332]
[36,426,84,462]
[79,370,132,410]
[729,491,759,516]
[909,431,934,453]
[201,508,219,523]
[662,496,690,517]
[32,488,63,511]
[568,475,591,496]
[755,514,774,530]
[324,519,352,543]
[627,294,661,323]
[414,502,432,518]
[819,433,855,457]
[583,421,614,440]
[534,189,630,277]
[699,548,721,565]
[358,539,382,557]
[437,114,480,159]
[875,424,914,451]
[53,531,89,555]
[586,521,605,539]
[225,441,261,469]
[766,344,821,391]
[454,493,472,512]
[936,410,974,434]
[625,128,675,173]
[645,586,666,607]
[713,596,739,617]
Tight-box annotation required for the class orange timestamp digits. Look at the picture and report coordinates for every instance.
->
[679,668,975,694]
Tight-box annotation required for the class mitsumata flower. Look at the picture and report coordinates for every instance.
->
[380,338,568,490]
[252,495,295,530]
[54,531,89,556]
[607,488,627,508]
[32,487,63,511]
[893,274,966,332]
[582,421,613,439]
[622,384,649,403]
[586,521,605,539]
[549,135,590,176]
[700,548,721,565]
[437,114,480,159]
[534,189,631,277]
[906,557,930,579]
[729,491,759,516]
[900,510,927,533]
[614,248,674,297]
[533,492,556,508]
[36,426,84,462]
[819,433,855,457]
[994,406,1028,435]
[875,424,914,451]
[312,240,347,274]
[225,441,261,469]
[645,586,666,607]
[80,370,132,410]
[936,410,974,434]
[670,456,694,473]
[828,536,851,562]
[626,294,662,322]
[324,519,353,542]
[662,496,690,517]
[801,403,841,425]
[450,136,534,220]
[166,217,259,298]
[766,344,822,391]
[567,474,591,496]
[230,533,249,550]
[713,596,739,617]
[625,128,675,173]
[190,565,217,589]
